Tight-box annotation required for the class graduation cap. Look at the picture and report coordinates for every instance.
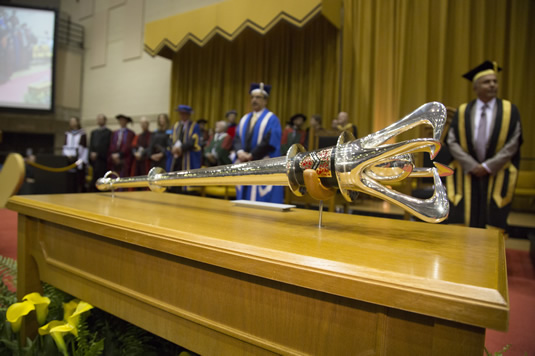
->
[225,109,237,117]
[176,104,193,113]
[462,60,502,82]
[250,82,271,98]
[115,114,132,123]
[289,113,307,125]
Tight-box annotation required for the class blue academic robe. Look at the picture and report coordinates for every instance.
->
[234,108,283,203]
[171,120,202,171]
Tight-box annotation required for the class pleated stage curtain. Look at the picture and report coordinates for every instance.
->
[341,0,535,165]
[168,0,534,166]
[170,15,339,128]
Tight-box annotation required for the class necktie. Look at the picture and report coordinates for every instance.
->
[248,112,259,136]
[117,129,124,148]
[177,121,188,144]
[476,104,488,162]
[182,122,188,143]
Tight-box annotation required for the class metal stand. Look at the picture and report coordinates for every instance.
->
[302,169,336,229]
[318,200,324,228]
[103,171,120,198]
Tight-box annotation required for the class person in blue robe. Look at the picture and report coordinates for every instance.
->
[170,105,202,172]
[170,105,202,194]
[234,83,283,203]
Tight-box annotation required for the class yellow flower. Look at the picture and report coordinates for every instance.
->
[39,320,71,355]
[6,300,35,333]
[6,292,51,332]
[39,299,94,354]
[62,299,79,323]
[23,292,51,325]
[66,301,93,337]
[7,294,93,356]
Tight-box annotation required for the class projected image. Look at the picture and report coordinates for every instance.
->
[0,5,55,111]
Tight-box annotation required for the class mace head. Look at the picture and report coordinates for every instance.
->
[334,102,452,223]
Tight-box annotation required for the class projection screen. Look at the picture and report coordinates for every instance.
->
[0,4,56,112]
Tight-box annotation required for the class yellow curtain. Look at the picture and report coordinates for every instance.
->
[170,0,533,166]
[170,15,339,129]
[341,0,535,168]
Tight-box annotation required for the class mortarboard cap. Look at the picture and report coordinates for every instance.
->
[225,109,237,117]
[289,113,307,125]
[462,60,502,82]
[250,82,271,97]
[115,114,132,123]
[176,104,193,113]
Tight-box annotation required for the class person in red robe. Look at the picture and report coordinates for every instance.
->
[108,114,135,177]
[130,116,152,177]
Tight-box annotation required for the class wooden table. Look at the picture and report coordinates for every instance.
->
[7,192,508,355]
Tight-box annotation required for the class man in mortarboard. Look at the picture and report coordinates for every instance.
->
[281,113,307,155]
[446,60,522,229]
[233,82,283,203]
[108,114,136,178]
[170,104,202,174]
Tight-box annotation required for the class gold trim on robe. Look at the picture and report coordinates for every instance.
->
[449,100,515,225]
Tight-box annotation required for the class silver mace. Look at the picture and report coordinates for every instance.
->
[96,102,452,223]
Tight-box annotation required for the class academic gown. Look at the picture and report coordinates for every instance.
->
[89,127,112,191]
[337,123,358,138]
[234,108,283,203]
[130,130,152,176]
[108,128,136,178]
[204,132,232,166]
[446,98,522,229]
[171,120,202,171]
[227,123,237,139]
[63,129,88,193]
[147,129,172,170]
[281,126,306,155]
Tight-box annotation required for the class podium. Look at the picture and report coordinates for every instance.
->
[7,192,508,355]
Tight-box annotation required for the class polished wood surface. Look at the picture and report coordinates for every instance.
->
[7,192,508,355]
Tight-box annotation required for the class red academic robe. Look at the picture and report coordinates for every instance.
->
[108,128,135,177]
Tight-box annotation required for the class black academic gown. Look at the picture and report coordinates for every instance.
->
[147,129,171,170]
[89,127,112,191]
[446,98,522,229]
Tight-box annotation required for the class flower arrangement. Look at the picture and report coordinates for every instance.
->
[5,292,100,355]
[0,255,195,356]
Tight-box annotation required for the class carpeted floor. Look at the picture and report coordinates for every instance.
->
[0,208,533,354]
[0,208,17,259]
[486,248,535,355]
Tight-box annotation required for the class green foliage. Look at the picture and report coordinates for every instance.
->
[0,254,196,355]
[0,256,18,355]
[42,283,73,322]
[0,255,17,310]
[87,308,183,356]
[70,313,104,356]
[0,333,61,356]
[484,344,511,356]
